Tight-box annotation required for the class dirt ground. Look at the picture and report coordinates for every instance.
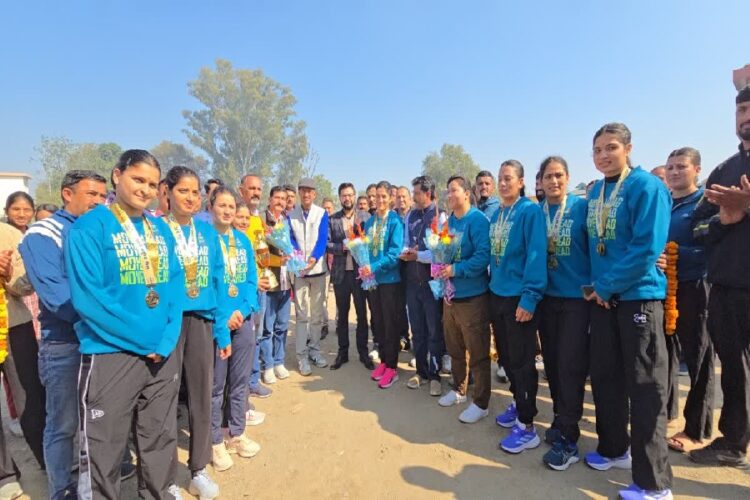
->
[5,292,750,499]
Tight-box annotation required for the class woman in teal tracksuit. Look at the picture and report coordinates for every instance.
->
[584,123,673,500]
[363,181,405,390]
[163,166,229,499]
[488,160,548,455]
[65,149,184,499]
[534,156,591,471]
[209,187,263,472]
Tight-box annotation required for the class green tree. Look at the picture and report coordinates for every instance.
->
[33,136,74,204]
[182,59,309,186]
[421,144,481,205]
[33,138,122,204]
[151,140,210,180]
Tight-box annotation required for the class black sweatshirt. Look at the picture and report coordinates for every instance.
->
[692,144,750,289]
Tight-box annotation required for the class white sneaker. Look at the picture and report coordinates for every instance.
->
[262,368,277,384]
[0,482,23,500]
[274,364,290,379]
[245,409,266,426]
[496,366,508,383]
[167,483,183,500]
[7,419,22,438]
[188,468,219,500]
[227,434,261,458]
[211,443,233,472]
[438,390,467,407]
[441,354,452,374]
[408,357,417,368]
[368,348,379,360]
[298,359,312,376]
[459,403,489,423]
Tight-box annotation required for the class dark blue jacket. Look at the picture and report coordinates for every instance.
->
[477,196,500,220]
[18,210,79,343]
[669,188,706,282]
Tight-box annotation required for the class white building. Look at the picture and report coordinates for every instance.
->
[0,172,32,217]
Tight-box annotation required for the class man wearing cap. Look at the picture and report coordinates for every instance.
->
[288,177,330,375]
[689,85,750,468]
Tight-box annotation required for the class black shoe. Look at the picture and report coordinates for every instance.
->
[330,353,348,370]
[689,440,750,469]
[321,325,329,340]
[361,357,375,370]
[120,461,136,480]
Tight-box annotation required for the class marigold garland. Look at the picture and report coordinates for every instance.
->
[665,242,679,335]
[0,285,9,364]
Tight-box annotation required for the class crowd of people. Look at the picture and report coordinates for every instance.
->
[0,87,749,500]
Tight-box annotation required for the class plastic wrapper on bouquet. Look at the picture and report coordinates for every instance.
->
[424,220,463,304]
[265,222,307,277]
[343,223,378,290]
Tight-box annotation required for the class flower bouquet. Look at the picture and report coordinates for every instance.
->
[265,222,307,277]
[424,217,463,303]
[344,223,377,290]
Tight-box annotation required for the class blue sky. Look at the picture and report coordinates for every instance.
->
[1,1,746,192]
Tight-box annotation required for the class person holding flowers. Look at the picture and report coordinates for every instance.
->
[328,182,372,371]
[489,160,547,452]
[663,147,714,455]
[436,175,491,424]
[65,150,185,499]
[258,186,295,381]
[583,123,673,500]
[288,177,330,376]
[362,181,405,389]
[209,186,264,472]
[533,157,591,470]
[400,175,447,396]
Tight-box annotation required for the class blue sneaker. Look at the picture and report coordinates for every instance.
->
[618,483,673,500]
[500,422,540,454]
[495,402,517,428]
[543,438,579,471]
[584,449,632,471]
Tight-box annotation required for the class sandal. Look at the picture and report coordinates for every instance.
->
[667,432,703,453]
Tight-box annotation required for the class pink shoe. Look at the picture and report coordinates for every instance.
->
[378,368,399,389]
[371,362,387,381]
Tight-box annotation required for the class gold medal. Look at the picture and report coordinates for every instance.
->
[187,283,200,299]
[597,241,606,256]
[547,238,556,255]
[548,255,558,269]
[228,284,239,297]
[145,288,160,308]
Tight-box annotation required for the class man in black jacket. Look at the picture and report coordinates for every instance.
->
[327,183,373,370]
[689,85,750,468]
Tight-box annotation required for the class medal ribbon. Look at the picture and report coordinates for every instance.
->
[110,203,159,288]
[166,214,199,288]
[219,230,238,286]
[492,197,520,256]
[543,196,567,254]
[595,167,631,242]
[371,211,389,255]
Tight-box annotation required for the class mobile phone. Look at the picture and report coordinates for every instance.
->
[581,285,595,298]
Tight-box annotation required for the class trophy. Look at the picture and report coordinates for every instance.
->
[255,231,278,289]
